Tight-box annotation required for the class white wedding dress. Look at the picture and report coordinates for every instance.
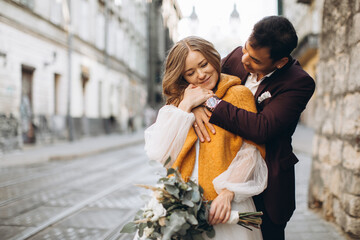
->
[143,105,268,240]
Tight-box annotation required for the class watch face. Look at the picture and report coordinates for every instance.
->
[207,97,218,108]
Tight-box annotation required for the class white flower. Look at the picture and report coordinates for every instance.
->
[144,227,154,238]
[144,210,153,219]
[257,91,272,104]
[144,195,167,222]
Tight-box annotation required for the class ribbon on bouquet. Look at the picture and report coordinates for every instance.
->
[226,211,241,224]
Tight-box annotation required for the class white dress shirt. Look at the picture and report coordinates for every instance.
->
[245,70,275,96]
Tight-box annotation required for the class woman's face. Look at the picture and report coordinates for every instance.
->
[182,50,219,90]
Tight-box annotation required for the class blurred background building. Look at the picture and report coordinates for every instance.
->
[0,0,181,152]
[281,0,323,127]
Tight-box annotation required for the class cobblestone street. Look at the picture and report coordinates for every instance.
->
[285,125,346,240]
[0,126,347,239]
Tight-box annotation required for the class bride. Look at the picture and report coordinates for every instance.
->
[143,36,268,239]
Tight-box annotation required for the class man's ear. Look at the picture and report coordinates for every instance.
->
[275,57,289,69]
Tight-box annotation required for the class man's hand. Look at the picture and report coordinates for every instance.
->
[192,106,215,142]
[208,189,234,225]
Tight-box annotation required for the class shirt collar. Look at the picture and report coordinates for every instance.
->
[248,69,276,82]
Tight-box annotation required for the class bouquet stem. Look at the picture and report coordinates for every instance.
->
[238,211,263,230]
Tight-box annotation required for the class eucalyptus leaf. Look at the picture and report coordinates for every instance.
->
[206,227,216,238]
[167,168,176,176]
[164,157,171,167]
[192,233,205,240]
[159,177,170,182]
[165,184,180,198]
[184,190,193,200]
[186,214,198,225]
[182,198,194,207]
[178,222,191,235]
[120,222,137,233]
[164,179,176,186]
[166,203,182,212]
[138,222,147,237]
[191,190,201,202]
[134,209,144,220]
[198,185,204,194]
[162,211,187,240]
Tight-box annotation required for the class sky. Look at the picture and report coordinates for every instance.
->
[176,0,278,53]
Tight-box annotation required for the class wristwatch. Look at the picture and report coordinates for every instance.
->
[205,96,222,112]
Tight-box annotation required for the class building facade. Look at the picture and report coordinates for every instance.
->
[147,0,181,108]
[0,0,181,153]
[281,0,323,126]
[283,0,360,238]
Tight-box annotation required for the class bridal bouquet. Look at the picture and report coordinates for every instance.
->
[121,160,262,240]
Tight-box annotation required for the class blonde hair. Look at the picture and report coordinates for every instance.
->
[162,36,221,106]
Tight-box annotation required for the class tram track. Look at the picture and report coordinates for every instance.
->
[0,151,145,207]
[5,155,152,240]
[0,147,143,188]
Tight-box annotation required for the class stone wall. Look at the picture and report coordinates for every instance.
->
[308,0,360,238]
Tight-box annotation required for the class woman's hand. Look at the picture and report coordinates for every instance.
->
[208,189,234,225]
[192,107,214,142]
[178,84,214,112]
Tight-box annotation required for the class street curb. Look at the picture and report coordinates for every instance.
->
[0,133,145,167]
[49,138,145,161]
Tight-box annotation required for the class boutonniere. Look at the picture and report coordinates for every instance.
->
[257,91,272,104]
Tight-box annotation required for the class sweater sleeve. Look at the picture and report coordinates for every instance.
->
[212,142,268,203]
[144,105,195,167]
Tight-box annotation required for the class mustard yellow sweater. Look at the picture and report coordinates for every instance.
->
[172,74,266,200]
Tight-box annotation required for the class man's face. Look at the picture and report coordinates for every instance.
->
[241,41,278,77]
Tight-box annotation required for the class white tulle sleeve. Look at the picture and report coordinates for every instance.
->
[212,142,268,203]
[144,105,195,167]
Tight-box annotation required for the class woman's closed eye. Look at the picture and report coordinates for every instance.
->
[201,62,208,68]
[186,71,195,77]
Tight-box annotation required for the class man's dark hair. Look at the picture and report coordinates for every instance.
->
[249,16,298,62]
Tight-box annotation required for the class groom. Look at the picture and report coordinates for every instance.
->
[193,16,315,239]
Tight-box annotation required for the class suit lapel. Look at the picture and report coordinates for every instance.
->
[254,76,272,103]
[241,72,250,85]
[254,56,295,101]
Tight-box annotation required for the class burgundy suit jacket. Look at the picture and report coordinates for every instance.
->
[210,46,315,224]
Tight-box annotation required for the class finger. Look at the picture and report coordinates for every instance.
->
[194,122,205,142]
[204,107,213,118]
[198,121,211,142]
[208,205,216,224]
[210,209,220,225]
[222,209,231,224]
[206,121,216,135]
[196,113,210,142]
[215,208,226,225]
[206,93,214,100]
[210,202,222,225]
